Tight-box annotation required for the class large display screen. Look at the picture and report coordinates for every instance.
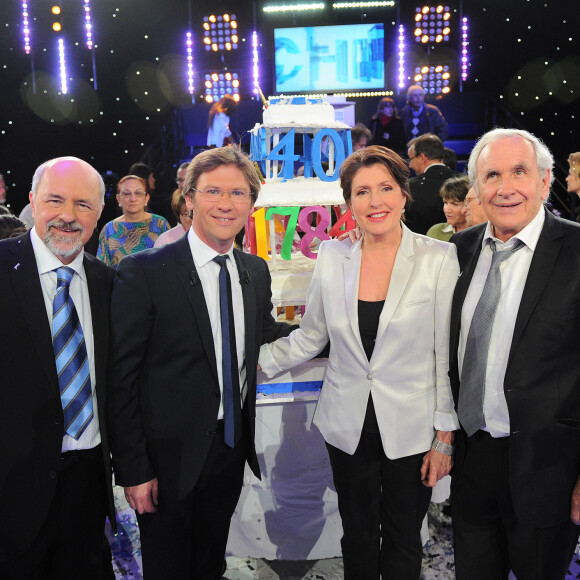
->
[274,23,385,94]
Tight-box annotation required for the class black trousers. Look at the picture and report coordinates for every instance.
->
[326,430,431,580]
[137,420,247,580]
[451,430,580,580]
[0,445,108,580]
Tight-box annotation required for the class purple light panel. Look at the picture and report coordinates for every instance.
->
[186,32,194,94]
[84,0,93,49]
[252,30,259,94]
[58,38,68,94]
[22,1,31,54]
[398,25,406,89]
[462,17,469,81]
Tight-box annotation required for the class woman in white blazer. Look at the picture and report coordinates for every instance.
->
[259,146,460,579]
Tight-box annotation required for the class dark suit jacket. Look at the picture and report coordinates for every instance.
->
[109,235,292,501]
[0,232,115,561]
[406,164,456,235]
[449,209,580,528]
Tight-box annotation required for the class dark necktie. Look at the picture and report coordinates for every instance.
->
[458,239,524,436]
[52,266,94,440]
[213,255,242,448]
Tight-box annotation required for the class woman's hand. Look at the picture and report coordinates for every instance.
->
[420,430,454,488]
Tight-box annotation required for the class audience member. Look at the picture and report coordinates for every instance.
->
[399,85,448,142]
[207,94,238,147]
[449,128,580,579]
[109,146,293,578]
[443,146,458,171]
[129,162,174,226]
[462,185,487,227]
[426,175,469,241]
[0,214,27,239]
[566,151,580,221]
[154,189,192,247]
[176,161,189,191]
[368,97,406,154]
[351,123,372,151]
[0,157,115,578]
[405,134,456,234]
[97,175,169,267]
[19,203,34,228]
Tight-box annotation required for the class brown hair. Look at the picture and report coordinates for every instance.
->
[208,94,238,129]
[439,175,469,202]
[117,175,148,195]
[340,145,412,207]
[183,147,261,204]
[170,189,186,221]
[372,97,399,119]
[569,152,580,179]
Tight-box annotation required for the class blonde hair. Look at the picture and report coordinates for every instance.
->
[569,152,580,178]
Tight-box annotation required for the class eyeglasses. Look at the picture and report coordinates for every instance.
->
[190,187,253,204]
[119,190,147,199]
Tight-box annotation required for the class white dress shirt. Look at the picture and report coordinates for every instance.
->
[30,227,101,452]
[187,227,247,418]
[458,207,545,437]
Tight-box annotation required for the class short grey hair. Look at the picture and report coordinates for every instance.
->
[468,128,554,195]
[31,157,105,204]
[406,84,425,99]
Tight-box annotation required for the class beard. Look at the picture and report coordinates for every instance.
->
[44,218,85,261]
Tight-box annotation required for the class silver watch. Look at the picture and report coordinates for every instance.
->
[431,437,455,456]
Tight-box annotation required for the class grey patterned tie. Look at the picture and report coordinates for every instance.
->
[458,239,525,436]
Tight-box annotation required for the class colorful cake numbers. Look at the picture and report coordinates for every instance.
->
[250,205,355,261]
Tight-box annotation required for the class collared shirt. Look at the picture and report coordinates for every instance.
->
[30,227,101,452]
[458,207,545,437]
[187,227,247,419]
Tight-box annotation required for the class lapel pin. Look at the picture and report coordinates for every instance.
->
[14,263,20,270]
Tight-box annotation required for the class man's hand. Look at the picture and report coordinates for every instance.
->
[125,478,159,514]
[570,475,580,525]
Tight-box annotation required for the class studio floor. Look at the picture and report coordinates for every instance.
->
[106,487,580,579]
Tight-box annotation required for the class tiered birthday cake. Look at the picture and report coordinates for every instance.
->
[248,97,355,309]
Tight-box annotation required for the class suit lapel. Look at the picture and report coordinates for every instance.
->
[173,236,219,382]
[7,234,58,390]
[84,256,109,420]
[343,239,366,359]
[375,225,415,347]
[233,250,257,376]
[449,225,486,368]
[508,211,562,363]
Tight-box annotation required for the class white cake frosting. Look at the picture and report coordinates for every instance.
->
[256,177,344,208]
[261,98,347,128]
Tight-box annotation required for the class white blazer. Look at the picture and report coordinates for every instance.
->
[259,223,460,457]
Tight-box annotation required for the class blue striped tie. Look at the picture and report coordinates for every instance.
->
[52,267,94,440]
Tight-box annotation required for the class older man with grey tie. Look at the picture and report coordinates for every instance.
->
[448,128,580,579]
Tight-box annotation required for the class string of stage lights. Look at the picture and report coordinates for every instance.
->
[21,1,97,94]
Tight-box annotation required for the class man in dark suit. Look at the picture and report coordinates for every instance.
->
[0,157,115,578]
[109,147,293,579]
[405,133,456,234]
[449,128,580,579]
